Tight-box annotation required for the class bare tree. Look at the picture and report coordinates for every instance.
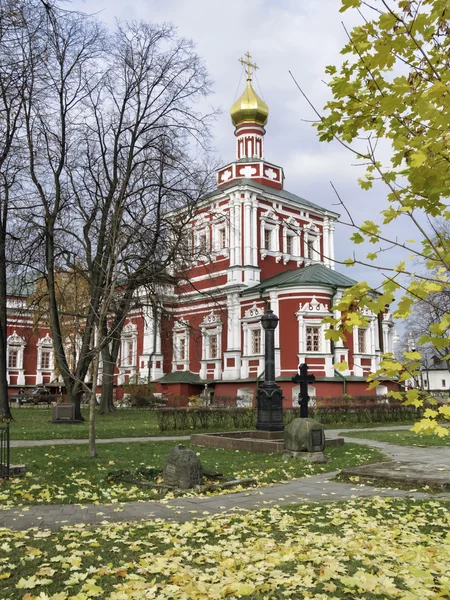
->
[16,5,214,421]
[0,0,45,419]
[68,21,215,414]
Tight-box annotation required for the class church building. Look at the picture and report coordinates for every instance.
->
[6,55,397,405]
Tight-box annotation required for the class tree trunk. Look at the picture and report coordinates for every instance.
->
[99,348,116,414]
[0,226,12,421]
[89,353,100,458]
[0,339,12,421]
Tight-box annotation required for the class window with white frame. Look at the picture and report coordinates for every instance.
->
[260,210,280,257]
[173,320,190,369]
[286,235,294,255]
[178,337,186,361]
[40,349,52,370]
[251,329,262,355]
[200,311,222,363]
[7,331,26,370]
[296,298,331,357]
[121,322,138,367]
[307,238,315,259]
[218,227,227,250]
[8,348,18,368]
[199,232,207,252]
[37,334,54,372]
[357,328,367,353]
[208,334,218,359]
[442,379,446,388]
[306,325,321,352]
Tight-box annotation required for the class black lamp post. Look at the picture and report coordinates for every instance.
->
[256,310,284,431]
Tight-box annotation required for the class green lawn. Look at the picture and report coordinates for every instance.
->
[0,497,449,599]
[1,442,384,507]
[341,429,450,447]
[8,408,163,440]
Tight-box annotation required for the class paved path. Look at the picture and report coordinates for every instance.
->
[2,426,450,531]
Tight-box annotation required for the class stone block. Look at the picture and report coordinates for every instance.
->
[52,403,75,421]
[282,450,329,464]
[163,445,202,489]
[284,418,325,453]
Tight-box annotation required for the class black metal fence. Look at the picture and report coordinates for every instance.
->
[0,422,10,479]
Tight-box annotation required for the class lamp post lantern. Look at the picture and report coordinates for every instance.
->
[256,310,284,431]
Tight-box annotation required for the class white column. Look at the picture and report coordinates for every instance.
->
[229,194,236,266]
[329,222,335,269]
[234,201,242,265]
[323,218,330,266]
[251,196,258,265]
[298,315,304,354]
[244,195,252,265]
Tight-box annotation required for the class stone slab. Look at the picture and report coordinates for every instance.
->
[282,450,329,464]
[191,431,343,453]
[341,461,450,489]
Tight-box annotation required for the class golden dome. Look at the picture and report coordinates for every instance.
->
[230,80,269,127]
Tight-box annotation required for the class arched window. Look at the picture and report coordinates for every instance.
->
[36,333,54,384]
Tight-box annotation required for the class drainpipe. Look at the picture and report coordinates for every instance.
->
[259,291,269,311]
[329,286,337,358]
[378,312,384,354]
[334,368,347,395]
[256,369,265,392]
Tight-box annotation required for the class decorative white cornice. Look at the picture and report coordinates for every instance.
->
[242,303,264,322]
[296,296,330,316]
[122,322,138,335]
[200,310,222,328]
[37,333,53,347]
[261,209,279,222]
[173,318,189,331]
[304,222,320,234]
[7,330,25,345]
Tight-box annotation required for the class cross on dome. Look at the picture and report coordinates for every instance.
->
[230,52,269,128]
[239,51,258,82]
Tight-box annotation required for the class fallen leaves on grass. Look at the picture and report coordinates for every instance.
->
[0,498,449,599]
[1,444,382,508]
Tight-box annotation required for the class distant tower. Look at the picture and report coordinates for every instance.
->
[217,52,284,190]
[230,52,269,161]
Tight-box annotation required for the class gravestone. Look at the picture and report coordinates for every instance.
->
[283,418,328,463]
[163,445,202,489]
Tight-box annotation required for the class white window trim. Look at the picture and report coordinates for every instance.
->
[36,333,55,385]
[282,218,301,264]
[193,219,211,261]
[260,210,280,259]
[7,331,26,371]
[120,322,138,368]
[172,319,190,371]
[242,321,265,357]
[212,221,229,257]
[296,298,332,355]
[200,311,223,362]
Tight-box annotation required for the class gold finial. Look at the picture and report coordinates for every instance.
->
[239,51,258,82]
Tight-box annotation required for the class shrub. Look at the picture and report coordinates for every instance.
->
[121,375,166,408]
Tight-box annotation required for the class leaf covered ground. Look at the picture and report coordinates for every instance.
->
[0,497,449,599]
[1,442,384,507]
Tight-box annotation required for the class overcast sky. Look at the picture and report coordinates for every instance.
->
[70,0,413,292]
